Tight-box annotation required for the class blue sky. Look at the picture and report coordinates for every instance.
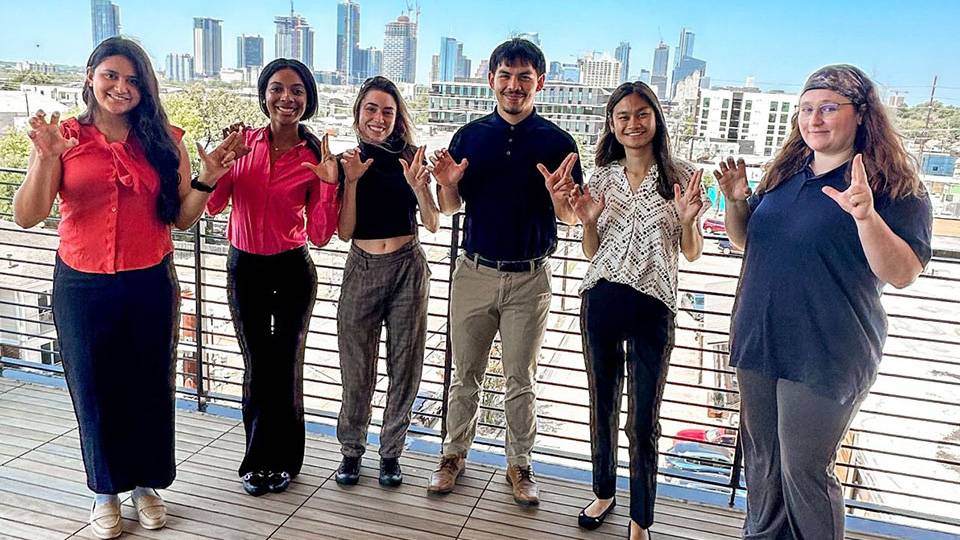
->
[3,0,958,105]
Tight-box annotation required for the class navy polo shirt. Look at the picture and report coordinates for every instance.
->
[448,108,583,261]
[729,160,933,404]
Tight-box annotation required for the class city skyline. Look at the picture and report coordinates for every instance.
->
[3,0,958,104]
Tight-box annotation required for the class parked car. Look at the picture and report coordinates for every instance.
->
[660,441,744,492]
[675,427,737,448]
[717,238,743,255]
[702,217,726,234]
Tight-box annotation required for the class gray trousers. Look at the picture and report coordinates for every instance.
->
[442,254,552,467]
[737,368,866,540]
[336,240,430,459]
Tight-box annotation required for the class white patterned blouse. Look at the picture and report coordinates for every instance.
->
[578,159,703,313]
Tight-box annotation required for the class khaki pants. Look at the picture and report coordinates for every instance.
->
[442,254,551,466]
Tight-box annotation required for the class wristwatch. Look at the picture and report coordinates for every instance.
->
[190,177,216,193]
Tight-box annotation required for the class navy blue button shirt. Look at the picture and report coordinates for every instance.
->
[448,108,583,261]
[729,161,933,404]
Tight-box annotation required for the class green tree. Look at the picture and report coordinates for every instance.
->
[0,129,31,217]
[161,87,262,170]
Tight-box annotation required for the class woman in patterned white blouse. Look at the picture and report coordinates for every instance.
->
[569,81,708,540]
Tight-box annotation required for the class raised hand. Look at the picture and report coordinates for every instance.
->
[27,110,78,158]
[568,185,605,225]
[538,152,579,203]
[822,154,874,221]
[400,145,430,191]
[428,148,468,187]
[340,147,373,184]
[713,157,752,202]
[196,131,244,186]
[674,169,710,226]
[301,133,339,184]
[220,121,247,140]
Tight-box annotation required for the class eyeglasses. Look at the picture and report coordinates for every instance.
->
[797,102,855,117]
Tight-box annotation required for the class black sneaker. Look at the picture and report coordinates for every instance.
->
[335,456,361,485]
[266,471,292,493]
[379,457,403,487]
[241,471,269,496]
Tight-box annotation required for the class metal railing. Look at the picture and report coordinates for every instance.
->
[1,166,959,536]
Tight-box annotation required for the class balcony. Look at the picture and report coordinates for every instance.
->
[1,165,959,539]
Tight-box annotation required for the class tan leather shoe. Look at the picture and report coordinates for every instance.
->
[132,491,167,530]
[427,453,465,494]
[90,499,123,539]
[505,464,539,506]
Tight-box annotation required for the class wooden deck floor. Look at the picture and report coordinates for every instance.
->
[0,376,892,540]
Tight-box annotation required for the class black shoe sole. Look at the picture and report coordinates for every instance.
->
[242,483,268,497]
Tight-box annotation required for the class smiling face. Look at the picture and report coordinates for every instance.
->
[265,68,307,126]
[798,88,861,156]
[488,61,544,120]
[87,55,141,117]
[610,93,657,150]
[357,89,397,144]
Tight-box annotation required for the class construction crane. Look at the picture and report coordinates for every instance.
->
[404,0,421,25]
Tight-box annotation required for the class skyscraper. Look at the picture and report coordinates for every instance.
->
[237,35,264,69]
[457,44,472,80]
[430,54,440,83]
[193,17,222,77]
[651,41,670,98]
[382,15,417,84]
[354,47,382,82]
[615,41,631,84]
[440,37,467,82]
[674,28,695,69]
[91,0,121,47]
[337,1,361,83]
[275,8,315,70]
[165,53,194,83]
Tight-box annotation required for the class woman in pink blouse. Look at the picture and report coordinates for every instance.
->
[204,58,339,497]
[569,81,708,540]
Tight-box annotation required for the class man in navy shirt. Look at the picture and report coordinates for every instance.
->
[426,38,582,505]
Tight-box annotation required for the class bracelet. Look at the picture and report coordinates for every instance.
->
[190,177,216,193]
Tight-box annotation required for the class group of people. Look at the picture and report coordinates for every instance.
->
[14,35,931,540]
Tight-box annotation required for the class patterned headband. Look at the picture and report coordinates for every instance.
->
[801,64,869,105]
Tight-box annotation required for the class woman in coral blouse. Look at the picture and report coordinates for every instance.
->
[205,58,339,497]
[14,37,241,539]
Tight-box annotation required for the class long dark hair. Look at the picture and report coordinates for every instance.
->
[352,75,416,159]
[257,58,323,162]
[80,37,181,224]
[595,81,680,200]
[760,64,921,200]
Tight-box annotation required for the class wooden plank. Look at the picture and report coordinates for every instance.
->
[0,489,87,533]
[0,517,67,540]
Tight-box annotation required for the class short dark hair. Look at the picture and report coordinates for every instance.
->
[488,38,546,76]
[257,58,319,121]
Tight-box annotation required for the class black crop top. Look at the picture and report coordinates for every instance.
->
[342,141,420,240]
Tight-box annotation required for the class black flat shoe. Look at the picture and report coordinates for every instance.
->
[378,457,403,487]
[578,498,616,530]
[241,471,269,496]
[267,471,292,493]
[335,456,361,485]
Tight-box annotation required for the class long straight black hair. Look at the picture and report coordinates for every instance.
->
[595,81,680,200]
[80,37,181,223]
[257,58,323,162]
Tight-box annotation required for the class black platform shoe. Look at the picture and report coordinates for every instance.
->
[379,457,403,487]
[241,471,269,496]
[335,456,361,485]
[267,471,292,493]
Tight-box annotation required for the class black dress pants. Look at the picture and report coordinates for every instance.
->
[227,245,317,477]
[581,279,675,527]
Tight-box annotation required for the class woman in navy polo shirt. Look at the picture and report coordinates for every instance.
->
[717,65,932,539]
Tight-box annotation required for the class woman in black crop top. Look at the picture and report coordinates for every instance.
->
[333,76,440,488]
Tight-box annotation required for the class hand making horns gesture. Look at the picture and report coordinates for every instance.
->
[301,134,339,185]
